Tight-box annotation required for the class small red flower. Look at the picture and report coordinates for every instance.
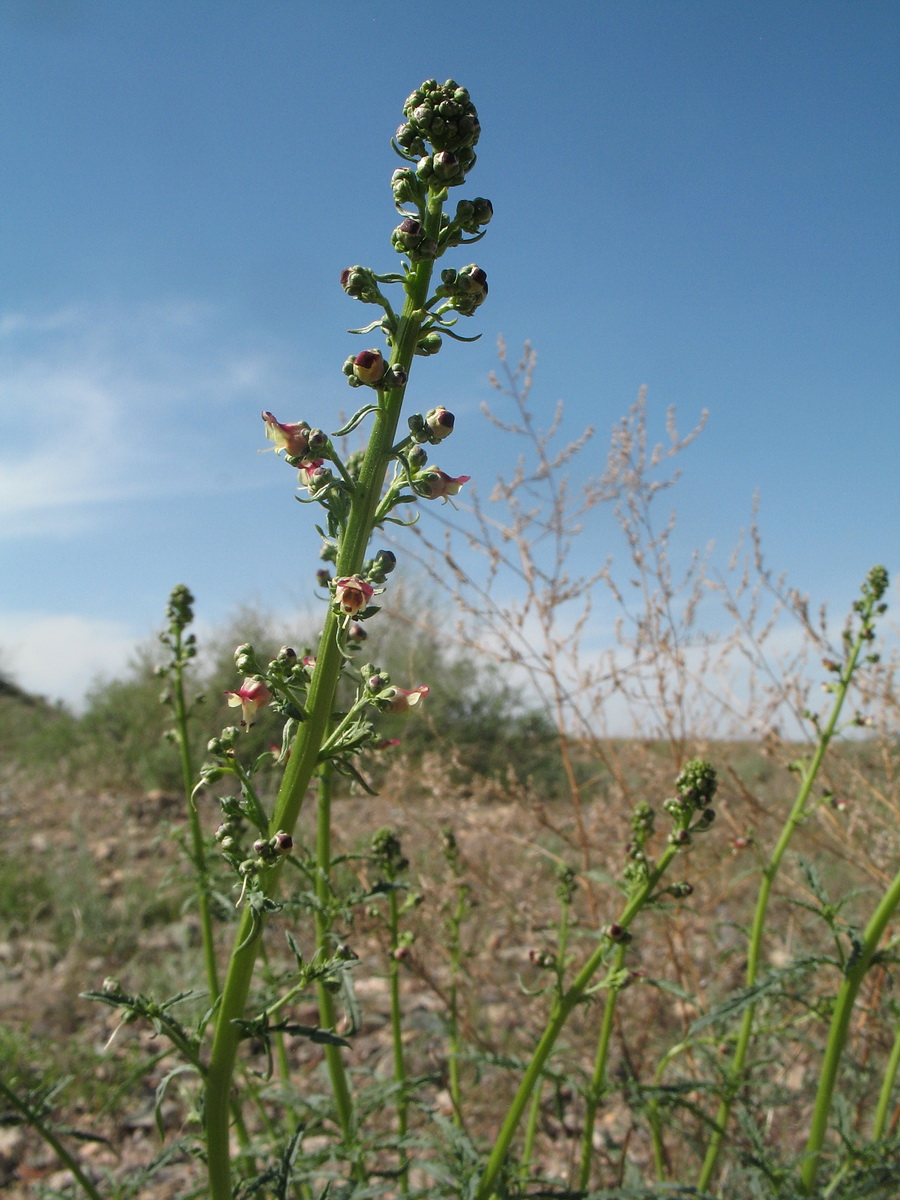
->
[384,684,429,714]
[333,576,375,617]
[415,468,470,501]
[297,460,326,490]
[225,677,271,727]
[261,411,312,460]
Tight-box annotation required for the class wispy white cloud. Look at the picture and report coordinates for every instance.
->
[0,609,140,709]
[0,301,287,537]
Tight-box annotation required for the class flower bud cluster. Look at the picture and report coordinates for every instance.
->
[408,405,456,445]
[252,830,294,866]
[165,583,195,631]
[398,79,480,158]
[415,149,470,190]
[263,646,315,716]
[658,759,719,848]
[529,947,556,970]
[391,167,427,208]
[435,264,489,315]
[372,827,409,875]
[555,863,577,906]
[340,265,387,305]
[391,217,438,261]
[623,802,655,892]
[451,197,493,235]
[364,548,397,585]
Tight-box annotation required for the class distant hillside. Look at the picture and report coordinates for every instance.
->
[0,673,40,706]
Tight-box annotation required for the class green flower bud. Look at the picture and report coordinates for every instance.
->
[408,444,428,470]
[391,167,424,206]
[394,122,426,159]
[367,549,397,581]
[416,331,443,356]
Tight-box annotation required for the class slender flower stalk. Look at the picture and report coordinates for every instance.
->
[387,886,410,1192]
[696,566,889,1193]
[161,585,220,1000]
[578,941,626,1190]
[313,767,360,1170]
[442,830,471,1129]
[870,1017,900,1144]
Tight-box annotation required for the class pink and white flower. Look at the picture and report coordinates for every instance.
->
[415,468,470,501]
[384,684,429,714]
[261,411,312,460]
[225,677,271,727]
[333,576,375,617]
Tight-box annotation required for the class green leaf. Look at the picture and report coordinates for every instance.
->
[332,405,379,437]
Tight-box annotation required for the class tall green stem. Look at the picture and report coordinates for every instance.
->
[388,887,410,1192]
[172,625,220,1001]
[314,768,360,1166]
[203,190,445,1200]
[871,1018,900,1143]
[799,863,900,1194]
[696,609,877,1193]
[473,843,679,1200]
[578,942,626,1190]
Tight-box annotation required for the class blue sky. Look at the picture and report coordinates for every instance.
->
[1,1,897,708]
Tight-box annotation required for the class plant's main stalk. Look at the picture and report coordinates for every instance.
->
[203,79,490,1200]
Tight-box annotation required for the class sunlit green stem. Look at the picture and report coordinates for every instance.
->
[203,188,446,1200]
[871,1016,900,1142]
[314,767,360,1168]
[388,887,409,1192]
[473,842,679,1200]
[578,941,626,1191]
[799,865,900,1194]
[520,1085,542,1181]
[447,881,469,1126]
[172,625,219,1000]
[697,612,877,1193]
